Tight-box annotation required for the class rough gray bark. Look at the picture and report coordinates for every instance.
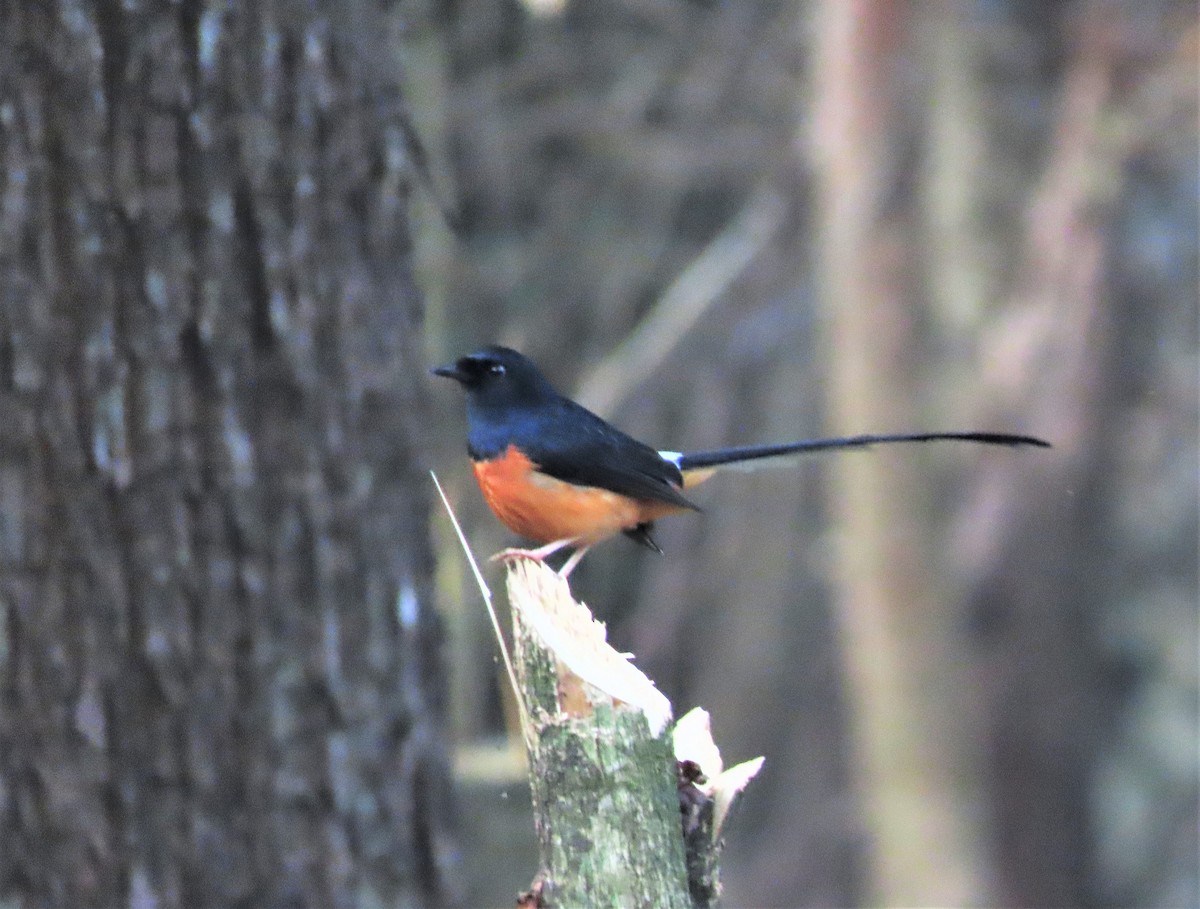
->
[0,2,453,907]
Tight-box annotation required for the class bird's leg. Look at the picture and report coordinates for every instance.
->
[490,537,579,565]
[489,537,594,578]
[556,544,593,578]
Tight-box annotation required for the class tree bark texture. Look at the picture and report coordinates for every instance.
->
[0,2,451,907]
[505,561,691,909]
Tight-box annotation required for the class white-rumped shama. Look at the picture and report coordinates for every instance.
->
[433,345,1049,576]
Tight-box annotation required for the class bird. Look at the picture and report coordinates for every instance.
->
[432,345,1049,576]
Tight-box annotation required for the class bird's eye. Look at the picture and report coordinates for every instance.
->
[488,363,506,376]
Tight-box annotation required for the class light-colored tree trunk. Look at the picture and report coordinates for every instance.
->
[808,1,991,904]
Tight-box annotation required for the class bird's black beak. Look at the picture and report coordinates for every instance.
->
[431,361,466,384]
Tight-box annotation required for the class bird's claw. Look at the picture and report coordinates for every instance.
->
[488,538,590,577]
[489,547,545,564]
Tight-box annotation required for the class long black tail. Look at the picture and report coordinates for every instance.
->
[671,431,1050,472]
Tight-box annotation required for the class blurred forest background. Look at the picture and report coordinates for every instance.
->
[0,0,1195,908]
[423,1,1197,907]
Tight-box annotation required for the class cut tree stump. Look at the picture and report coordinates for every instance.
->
[505,559,762,909]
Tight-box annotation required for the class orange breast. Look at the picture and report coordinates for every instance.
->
[472,445,686,544]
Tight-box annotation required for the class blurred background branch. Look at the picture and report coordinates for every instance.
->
[575,185,787,417]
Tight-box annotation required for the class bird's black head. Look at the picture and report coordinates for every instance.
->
[431,345,559,410]
[432,346,564,459]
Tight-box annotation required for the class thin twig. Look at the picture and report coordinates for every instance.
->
[574,184,787,417]
[430,471,529,741]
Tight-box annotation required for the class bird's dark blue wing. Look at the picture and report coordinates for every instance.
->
[520,398,699,512]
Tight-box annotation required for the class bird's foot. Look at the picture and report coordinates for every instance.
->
[489,537,576,565]
[489,538,591,578]
[489,547,544,565]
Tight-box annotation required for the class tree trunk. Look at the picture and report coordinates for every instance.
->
[958,12,1143,904]
[0,2,453,907]
[506,561,691,909]
[809,1,991,904]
